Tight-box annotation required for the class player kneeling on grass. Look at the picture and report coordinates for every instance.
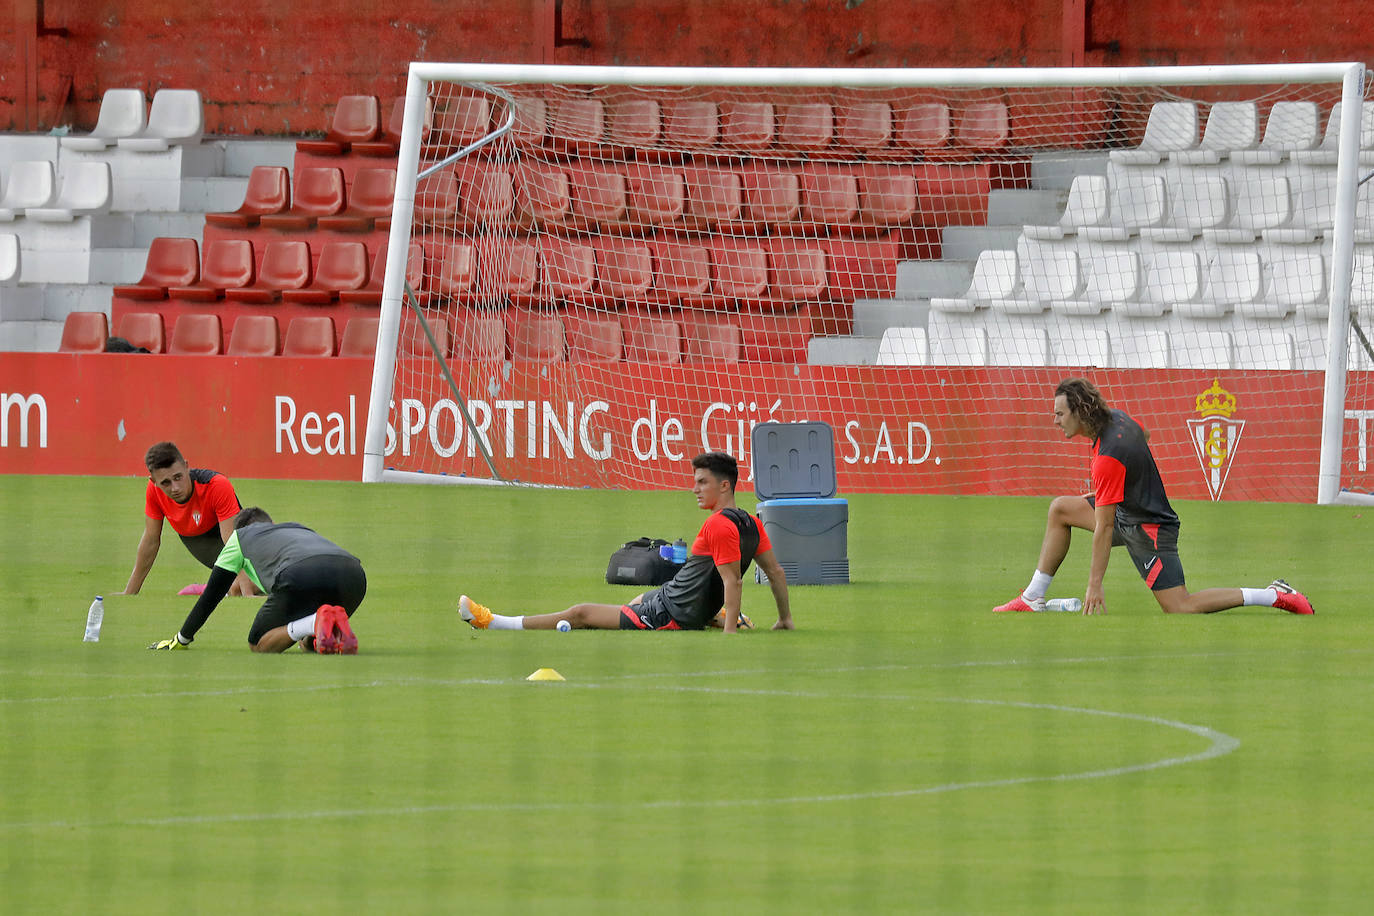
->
[994,377,1313,616]
[461,451,794,634]
[148,507,366,654]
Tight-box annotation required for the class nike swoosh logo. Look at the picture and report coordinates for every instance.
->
[1144,557,1157,570]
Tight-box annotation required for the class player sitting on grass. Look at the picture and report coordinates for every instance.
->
[120,441,258,596]
[460,451,794,634]
[148,507,366,653]
[994,377,1314,616]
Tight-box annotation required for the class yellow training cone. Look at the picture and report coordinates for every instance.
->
[526,667,565,682]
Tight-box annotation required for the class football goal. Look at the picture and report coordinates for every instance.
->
[361,61,1371,504]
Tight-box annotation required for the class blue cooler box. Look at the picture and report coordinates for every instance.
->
[751,421,850,585]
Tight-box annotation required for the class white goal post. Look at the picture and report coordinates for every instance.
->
[362,61,1371,504]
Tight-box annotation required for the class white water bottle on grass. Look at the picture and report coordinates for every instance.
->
[83,596,105,642]
[1045,598,1083,613]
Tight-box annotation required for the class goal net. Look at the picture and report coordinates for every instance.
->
[362,62,1371,504]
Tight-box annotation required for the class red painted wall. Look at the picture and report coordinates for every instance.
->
[4,1,1371,135]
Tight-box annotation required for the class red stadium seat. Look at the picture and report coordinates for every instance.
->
[411,169,460,226]
[800,166,859,230]
[428,95,493,156]
[452,309,506,360]
[168,313,223,355]
[113,237,199,300]
[740,166,801,232]
[508,310,566,362]
[116,311,166,353]
[604,98,661,154]
[684,239,767,308]
[547,97,605,157]
[649,240,711,306]
[59,311,109,353]
[850,170,918,233]
[622,315,682,364]
[662,100,719,154]
[682,315,741,363]
[259,167,346,230]
[338,316,380,358]
[512,236,593,308]
[718,101,774,154]
[465,239,537,306]
[226,315,280,356]
[586,238,651,306]
[515,166,570,229]
[894,102,951,151]
[564,310,622,362]
[424,242,476,303]
[168,239,254,302]
[281,316,336,358]
[455,163,515,230]
[339,241,425,307]
[508,95,547,147]
[836,103,893,156]
[777,103,834,155]
[317,168,396,232]
[953,100,1010,149]
[205,166,290,228]
[761,243,827,310]
[354,96,431,157]
[225,240,312,303]
[565,164,628,230]
[296,95,381,156]
[282,241,370,305]
[401,315,450,358]
[679,167,743,232]
[622,165,686,230]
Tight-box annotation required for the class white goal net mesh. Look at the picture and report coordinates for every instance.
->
[370,66,1372,502]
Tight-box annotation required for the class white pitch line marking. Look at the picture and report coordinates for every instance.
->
[0,673,1240,832]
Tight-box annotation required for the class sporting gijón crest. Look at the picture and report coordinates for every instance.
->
[1186,379,1244,501]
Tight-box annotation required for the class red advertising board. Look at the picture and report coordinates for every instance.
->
[1,353,1369,501]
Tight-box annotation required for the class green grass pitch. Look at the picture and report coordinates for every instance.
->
[1,473,1371,914]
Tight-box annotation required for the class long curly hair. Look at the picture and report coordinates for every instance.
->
[1055,377,1113,439]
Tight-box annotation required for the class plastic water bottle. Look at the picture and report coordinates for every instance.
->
[1045,598,1084,613]
[658,544,674,561]
[672,539,687,564]
[83,596,105,642]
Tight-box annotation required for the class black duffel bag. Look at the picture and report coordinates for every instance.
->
[606,537,679,586]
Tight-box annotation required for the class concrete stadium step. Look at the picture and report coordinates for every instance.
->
[985,188,1067,226]
[219,138,298,177]
[181,175,251,214]
[89,247,150,284]
[895,259,973,299]
[1028,150,1109,191]
[852,297,930,339]
[938,225,1022,262]
[0,319,62,352]
[808,335,881,366]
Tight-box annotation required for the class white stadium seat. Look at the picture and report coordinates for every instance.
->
[0,233,19,284]
[1232,101,1321,166]
[1173,101,1260,165]
[1243,245,1325,319]
[60,89,147,151]
[0,160,56,221]
[1110,101,1198,165]
[1023,174,1108,240]
[1205,173,1292,243]
[929,249,1017,312]
[24,162,113,222]
[1130,248,1202,317]
[1234,326,1296,370]
[118,89,203,151]
[997,237,1082,313]
[1291,101,1374,167]
[1082,174,1166,240]
[929,323,988,366]
[1056,248,1141,315]
[1141,172,1229,242]
[1181,247,1262,319]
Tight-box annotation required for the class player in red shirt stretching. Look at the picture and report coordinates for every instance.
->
[994,378,1313,616]
[120,441,256,597]
[460,451,794,633]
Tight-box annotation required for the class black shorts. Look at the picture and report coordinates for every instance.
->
[619,590,686,630]
[248,555,367,645]
[180,528,227,568]
[1087,498,1185,591]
